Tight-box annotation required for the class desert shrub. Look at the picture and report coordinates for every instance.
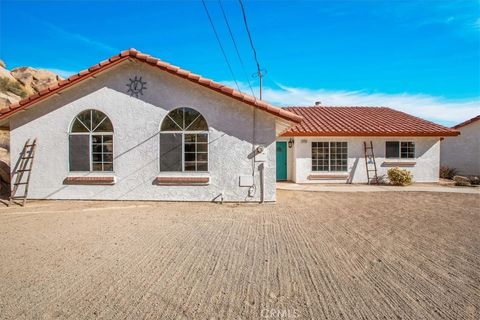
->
[0,77,27,98]
[439,166,457,180]
[387,167,413,186]
[468,176,479,185]
[453,175,471,186]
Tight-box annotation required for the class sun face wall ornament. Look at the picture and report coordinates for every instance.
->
[126,76,147,97]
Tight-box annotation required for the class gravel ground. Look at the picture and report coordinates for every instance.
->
[0,191,479,320]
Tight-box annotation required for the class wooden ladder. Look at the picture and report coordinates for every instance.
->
[9,139,37,206]
[363,141,378,185]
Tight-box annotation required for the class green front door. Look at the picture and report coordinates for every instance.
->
[276,141,287,181]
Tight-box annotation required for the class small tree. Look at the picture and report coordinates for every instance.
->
[387,167,413,186]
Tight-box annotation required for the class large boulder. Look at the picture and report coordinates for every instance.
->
[0,64,17,82]
[11,67,62,95]
[0,91,22,107]
[1,62,62,109]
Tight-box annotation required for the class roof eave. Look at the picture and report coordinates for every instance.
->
[452,115,480,129]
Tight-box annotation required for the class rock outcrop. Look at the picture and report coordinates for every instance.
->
[0,60,62,108]
[0,62,16,82]
[0,92,22,109]
[10,67,62,96]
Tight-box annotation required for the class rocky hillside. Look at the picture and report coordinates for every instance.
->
[0,59,62,109]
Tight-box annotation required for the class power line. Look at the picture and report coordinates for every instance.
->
[218,0,257,99]
[201,0,241,92]
[238,0,264,99]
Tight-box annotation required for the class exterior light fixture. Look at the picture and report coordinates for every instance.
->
[288,138,294,148]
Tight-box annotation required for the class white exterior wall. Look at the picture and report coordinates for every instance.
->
[9,62,278,202]
[441,121,480,176]
[289,136,441,183]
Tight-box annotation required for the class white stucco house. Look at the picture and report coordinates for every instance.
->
[0,49,459,202]
[276,107,459,184]
[441,115,480,176]
[0,49,302,202]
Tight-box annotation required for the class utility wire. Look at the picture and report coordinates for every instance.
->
[218,0,257,99]
[238,0,263,98]
[201,0,241,92]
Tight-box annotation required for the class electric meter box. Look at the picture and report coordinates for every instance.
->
[254,145,267,162]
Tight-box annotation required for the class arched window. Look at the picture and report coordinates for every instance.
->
[69,109,114,172]
[160,107,208,172]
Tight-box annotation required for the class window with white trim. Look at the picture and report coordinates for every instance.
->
[69,109,113,172]
[385,141,415,159]
[160,108,208,172]
[312,142,348,172]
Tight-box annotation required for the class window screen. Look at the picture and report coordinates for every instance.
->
[69,109,114,172]
[385,141,400,158]
[312,142,329,171]
[69,135,90,171]
[160,133,183,172]
[330,142,348,171]
[184,133,208,172]
[386,141,415,159]
[401,142,415,158]
[312,142,348,172]
[92,135,113,171]
[160,108,209,172]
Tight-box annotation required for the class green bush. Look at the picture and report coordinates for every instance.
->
[387,167,413,186]
[439,166,457,180]
[0,77,27,98]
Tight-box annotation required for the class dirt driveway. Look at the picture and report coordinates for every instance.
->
[0,191,479,320]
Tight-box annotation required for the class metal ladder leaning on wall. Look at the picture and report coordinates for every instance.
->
[363,141,379,185]
[9,139,37,206]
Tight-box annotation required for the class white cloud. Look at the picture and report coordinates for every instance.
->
[44,22,118,53]
[223,81,480,126]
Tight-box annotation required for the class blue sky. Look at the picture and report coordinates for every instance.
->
[1,0,479,125]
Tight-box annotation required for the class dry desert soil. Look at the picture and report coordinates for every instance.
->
[0,190,479,319]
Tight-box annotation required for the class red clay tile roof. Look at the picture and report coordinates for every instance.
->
[281,106,459,137]
[0,49,302,124]
[452,115,480,129]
